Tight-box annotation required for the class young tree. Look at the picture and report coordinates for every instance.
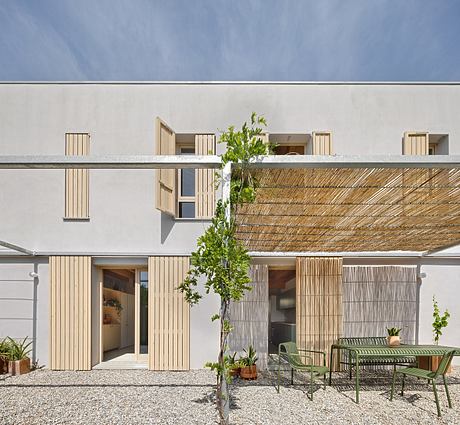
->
[178,113,273,424]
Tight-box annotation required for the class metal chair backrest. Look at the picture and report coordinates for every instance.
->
[279,342,309,367]
[433,350,455,378]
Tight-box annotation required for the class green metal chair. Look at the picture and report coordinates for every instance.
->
[277,342,329,400]
[390,350,455,417]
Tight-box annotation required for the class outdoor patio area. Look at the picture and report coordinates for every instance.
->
[1,368,459,424]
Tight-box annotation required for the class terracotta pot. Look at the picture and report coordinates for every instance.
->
[8,358,30,376]
[240,365,257,380]
[229,367,240,377]
[387,336,401,346]
[0,357,7,374]
[418,355,452,374]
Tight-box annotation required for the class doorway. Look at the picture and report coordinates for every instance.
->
[95,267,148,369]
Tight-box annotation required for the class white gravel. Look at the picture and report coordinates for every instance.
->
[1,368,459,424]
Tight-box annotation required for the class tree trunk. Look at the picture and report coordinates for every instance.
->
[217,299,230,424]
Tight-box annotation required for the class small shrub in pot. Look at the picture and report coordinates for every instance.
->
[239,345,258,380]
[7,337,32,376]
[387,327,401,346]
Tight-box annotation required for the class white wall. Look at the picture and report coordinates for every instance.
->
[419,264,460,366]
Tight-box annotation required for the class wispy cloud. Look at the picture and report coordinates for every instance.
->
[0,0,459,80]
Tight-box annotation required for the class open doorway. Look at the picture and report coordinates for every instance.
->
[268,268,296,354]
[101,269,136,364]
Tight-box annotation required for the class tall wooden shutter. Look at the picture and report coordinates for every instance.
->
[49,256,91,370]
[403,132,429,155]
[195,135,216,219]
[155,118,176,216]
[148,256,190,370]
[296,257,342,369]
[65,133,90,219]
[312,132,333,155]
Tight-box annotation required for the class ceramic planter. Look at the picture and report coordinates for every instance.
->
[229,367,240,377]
[240,365,257,380]
[8,358,30,376]
[418,355,452,374]
[0,357,7,374]
[387,336,401,346]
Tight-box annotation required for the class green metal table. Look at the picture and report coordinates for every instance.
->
[328,343,460,403]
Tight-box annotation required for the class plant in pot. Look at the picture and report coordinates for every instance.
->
[0,338,11,374]
[7,337,32,376]
[239,345,258,380]
[225,352,241,378]
[387,327,402,346]
[431,296,451,372]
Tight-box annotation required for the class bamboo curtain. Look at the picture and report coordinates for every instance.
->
[296,257,343,368]
[195,134,216,219]
[65,133,90,219]
[148,256,190,371]
[49,256,91,370]
[228,265,269,368]
[155,118,176,215]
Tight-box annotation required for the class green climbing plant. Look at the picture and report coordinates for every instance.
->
[432,296,450,344]
[178,113,274,424]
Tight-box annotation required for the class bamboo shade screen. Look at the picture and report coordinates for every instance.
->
[155,118,176,216]
[343,266,418,343]
[65,133,89,219]
[312,132,333,155]
[195,134,216,218]
[296,257,343,368]
[148,256,190,370]
[228,265,269,368]
[403,132,429,155]
[49,256,91,370]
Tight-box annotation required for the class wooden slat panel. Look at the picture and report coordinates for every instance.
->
[49,256,91,370]
[403,132,428,155]
[148,256,190,371]
[195,134,216,219]
[296,257,342,369]
[65,133,90,219]
[155,118,176,216]
[312,132,333,155]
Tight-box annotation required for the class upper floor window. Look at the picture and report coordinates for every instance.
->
[268,132,333,155]
[403,132,449,155]
[177,145,195,218]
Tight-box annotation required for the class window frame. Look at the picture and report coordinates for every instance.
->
[176,144,196,218]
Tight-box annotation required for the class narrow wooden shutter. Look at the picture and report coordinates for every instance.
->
[155,118,176,216]
[259,133,269,144]
[403,132,429,155]
[195,134,216,219]
[49,256,91,370]
[148,256,190,370]
[312,132,333,155]
[296,257,342,369]
[65,133,89,219]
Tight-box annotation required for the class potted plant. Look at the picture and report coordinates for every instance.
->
[239,345,258,380]
[225,352,241,378]
[0,338,11,374]
[387,327,402,346]
[7,337,32,376]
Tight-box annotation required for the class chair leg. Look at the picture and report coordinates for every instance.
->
[310,369,314,401]
[323,374,326,390]
[432,381,442,417]
[401,374,405,396]
[277,360,280,393]
[291,367,294,385]
[443,375,452,409]
[390,370,397,401]
[349,364,352,380]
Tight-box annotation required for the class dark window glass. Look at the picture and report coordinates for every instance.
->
[181,168,195,196]
[179,202,195,218]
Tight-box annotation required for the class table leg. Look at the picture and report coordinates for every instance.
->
[328,346,334,385]
[355,353,360,404]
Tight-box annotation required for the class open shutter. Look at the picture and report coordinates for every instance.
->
[195,134,216,219]
[49,256,91,370]
[403,132,429,155]
[155,118,176,215]
[148,256,190,370]
[65,133,90,219]
[312,132,333,155]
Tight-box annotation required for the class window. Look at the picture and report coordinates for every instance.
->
[403,132,449,155]
[177,146,195,218]
[269,134,307,155]
[429,134,449,155]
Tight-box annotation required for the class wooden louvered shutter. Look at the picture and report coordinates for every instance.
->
[312,132,333,155]
[403,132,429,155]
[148,256,190,370]
[155,118,176,215]
[296,257,343,369]
[65,133,90,219]
[195,134,216,219]
[49,256,91,370]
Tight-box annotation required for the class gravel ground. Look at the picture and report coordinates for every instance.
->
[1,368,459,424]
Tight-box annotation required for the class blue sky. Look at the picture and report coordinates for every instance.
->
[1,0,459,81]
